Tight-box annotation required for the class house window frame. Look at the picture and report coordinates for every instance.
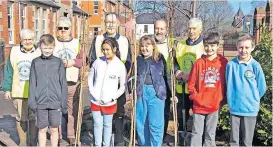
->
[8,2,14,44]
[94,27,99,37]
[42,9,47,34]
[35,7,40,41]
[94,0,99,15]
[20,4,27,30]
[144,25,148,33]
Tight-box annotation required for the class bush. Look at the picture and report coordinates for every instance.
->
[218,30,273,145]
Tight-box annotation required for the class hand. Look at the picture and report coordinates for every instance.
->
[62,60,68,68]
[189,108,193,116]
[4,91,11,100]
[99,99,114,105]
[182,72,189,82]
[127,93,133,101]
[66,60,75,68]
[175,70,184,80]
[171,96,178,104]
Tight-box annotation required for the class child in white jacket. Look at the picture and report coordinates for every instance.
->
[88,37,127,147]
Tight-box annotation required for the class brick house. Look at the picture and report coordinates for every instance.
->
[253,0,273,44]
[0,0,88,63]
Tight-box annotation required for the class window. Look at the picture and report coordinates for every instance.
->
[8,3,14,43]
[94,0,98,15]
[42,9,47,34]
[35,7,40,41]
[144,25,148,33]
[20,4,26,29]
[94,27,99,37]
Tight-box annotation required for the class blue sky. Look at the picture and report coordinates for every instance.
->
[227,0,267,15]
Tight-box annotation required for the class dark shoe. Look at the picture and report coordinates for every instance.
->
[68,138,76,146]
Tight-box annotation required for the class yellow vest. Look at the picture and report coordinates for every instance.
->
[54,38,80,82]
[175,40,204,94]
[10,46,41,98]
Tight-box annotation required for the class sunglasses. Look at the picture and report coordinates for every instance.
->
[58,27,69,30]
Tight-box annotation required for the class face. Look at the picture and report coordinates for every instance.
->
[21,35,34,51]
[237,40,254,61]
[188,23,202,41]
[204,43,218,56]
[155,20,167,42]
[40,43,55,57]
[57,21,71,40]
[140,40,154,58]
[102,43,116,60]
[105,14,118,35]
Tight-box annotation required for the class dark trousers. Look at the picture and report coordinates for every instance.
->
[163,92,171,139]
[113,93,126,146]
[177,93,191,131]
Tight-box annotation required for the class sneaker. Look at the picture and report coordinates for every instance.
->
[68,138,76,146]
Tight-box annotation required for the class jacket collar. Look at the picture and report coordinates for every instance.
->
[41,54,53,60]
[57,36,73,42]
[103,33,120,40]
[186,36,203,46]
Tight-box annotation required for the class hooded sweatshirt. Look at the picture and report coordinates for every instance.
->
[188,54,228,114]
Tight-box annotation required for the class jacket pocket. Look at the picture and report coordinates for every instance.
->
[194,91,220,110]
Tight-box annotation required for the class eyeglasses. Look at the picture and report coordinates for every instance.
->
[22,39,34,42]
[58,27,69,30]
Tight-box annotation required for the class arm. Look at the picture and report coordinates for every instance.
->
[88,61,100,101]
[256,64,267,99]
[1,56,13,92]
[188,62,198,100]
[163,57,171,92]
[127,62,134,94]
[28,61,37,111]
[59,60,68,113]
[114,65,127,100]
[73,50,84,68]
[125,39,132,73]
[89,37,97,68]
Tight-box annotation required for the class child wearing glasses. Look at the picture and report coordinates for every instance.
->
[28,34,68,147]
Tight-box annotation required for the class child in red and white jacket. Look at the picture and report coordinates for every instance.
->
[88,37,127,147]
[188,32,228,147]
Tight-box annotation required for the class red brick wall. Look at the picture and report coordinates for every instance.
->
[2,1,8,45]
[27,5,34,29]
[13,3,19,44]
[49,10,53,35]
[61,0,71,6]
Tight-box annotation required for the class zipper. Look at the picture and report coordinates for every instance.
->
[46,61,48,107]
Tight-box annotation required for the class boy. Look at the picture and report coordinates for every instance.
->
[28,34,68,147]
[226,33,266,147]
[188,32,228,147]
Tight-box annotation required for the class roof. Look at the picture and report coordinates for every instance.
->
[254,7,266,14]
[136,13,162,24]
[72,4,89,16]
[30,0,60,8]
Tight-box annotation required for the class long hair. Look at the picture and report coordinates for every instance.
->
[101,37,120,59]
[139,35,160,62]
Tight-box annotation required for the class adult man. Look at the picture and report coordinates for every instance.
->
[53,17,83,146]
[153,19,173,144]
[174,18,205,141]
[2,29,40,146]
[88,12,132,146]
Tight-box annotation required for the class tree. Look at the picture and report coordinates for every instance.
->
[252,29,272,146]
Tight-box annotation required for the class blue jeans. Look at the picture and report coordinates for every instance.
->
[136,85,165,146]
[92,111,113,147]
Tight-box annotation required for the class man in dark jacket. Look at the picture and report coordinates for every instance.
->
[28,34,68,147]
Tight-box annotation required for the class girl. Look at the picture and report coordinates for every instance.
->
[88,37,127,147]
[134,35,170,146]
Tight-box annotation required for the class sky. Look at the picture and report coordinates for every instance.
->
[227,0,267,15]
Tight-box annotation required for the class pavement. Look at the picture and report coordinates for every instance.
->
[0,88,93,146]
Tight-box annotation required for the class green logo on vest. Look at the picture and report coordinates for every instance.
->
[180,52,196,73]
[17,60,31,81]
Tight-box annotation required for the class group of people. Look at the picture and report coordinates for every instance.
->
[2,11,267,147]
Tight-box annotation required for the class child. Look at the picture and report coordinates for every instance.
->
[88,37,127,147]
[188,32,228,147]
[226,33,266,146]
[28,34,68,147]
[134,35,170,146]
